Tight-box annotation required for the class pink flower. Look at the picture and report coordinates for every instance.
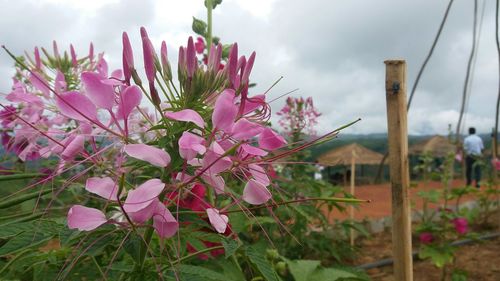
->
[206,208,229,233]
[419,232,434,244]
[67,205,107,231]
[0,105,16,127]
[153,201,179,238]
[195,37,205,54]
[212,89,237,132]
[242,179,271,205]
[178,131,206,160]
[55,91,97,122]
[258,128,287,150]
[123,179,165,223]
[81,71,115,110]
[452,218,468,235]
[85,177,119,201]
[164,109,205,128]
[124,144,171,167]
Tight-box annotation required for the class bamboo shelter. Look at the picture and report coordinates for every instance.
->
[317,143,386,185]
[317,143,384,166]
[409,135,454,157]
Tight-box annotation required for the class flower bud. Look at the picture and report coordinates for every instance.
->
[160,41,172,81]
[34,47,41,69]
[192,17,207,36]
[88,42,94,65]
[186,37,196,78]
[70,44,77,67]
[122,32,134,84]
[141,34,156,84]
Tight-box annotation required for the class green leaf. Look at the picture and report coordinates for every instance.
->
[308,267,365,281]
[0,189,52,209]
[176,264,232,281]
[246,246,280,281]
[228,212,246,234]
[221,237,240,258]
[0,173,43,181]
[286,259,320,281]
[124,233,145,264]
[245,216,277,227]
[451,269,468,281]
[419,245,454,268]
[0,231,54,256]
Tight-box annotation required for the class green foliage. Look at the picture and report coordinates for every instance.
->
[246,246,281,281]
[419,245,454,268]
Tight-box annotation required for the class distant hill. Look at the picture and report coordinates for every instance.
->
[309,133,493,160]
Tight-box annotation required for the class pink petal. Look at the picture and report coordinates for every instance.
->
[116,85,142,120]
[231,118,262,140]
[153,201,179,238]
[179,131,206,160]
[61,135,85,160]
[124,144,170,167]
[29,72,50,97]
[201,174,225,194]
[129,199,157,223]
[249,164,270,186]
[226,44,238,87]
[241,51,255,85]
[242,180,271,205]
[258,128,287,151]
[81,71,115,110]
[67,205,107,231]
[212,89,237,132]
[56,91,97,121]
[164,109,205,128]
[85,177,118,200]
[96,57,109,78]
[241,144,268,156]
[243,94,265,115]
[206,208,228,233]
[55,71,67,93]
[123,179,165,213]
[202,144,232,175]
[7,90,43,105]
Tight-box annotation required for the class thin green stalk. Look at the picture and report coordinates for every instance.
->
[206,0,213,53]
[91,256,107,281]
[0,249,31,276]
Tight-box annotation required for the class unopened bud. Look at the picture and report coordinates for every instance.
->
[192,17,207,36]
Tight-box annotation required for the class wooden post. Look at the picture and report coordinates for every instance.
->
[350,149,356,246]
[384,59,413,281]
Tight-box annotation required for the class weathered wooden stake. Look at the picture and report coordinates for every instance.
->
[384,59,413,281]
[349,149,356,246]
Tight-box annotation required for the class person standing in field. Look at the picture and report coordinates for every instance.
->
[463,127,484,188]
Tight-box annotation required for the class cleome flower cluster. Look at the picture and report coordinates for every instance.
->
[1,27,289,241]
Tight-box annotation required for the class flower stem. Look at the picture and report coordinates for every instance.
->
[173,196,369,215]
[206,0,213,53]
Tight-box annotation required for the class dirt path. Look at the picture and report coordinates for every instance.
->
[325,180,477,222]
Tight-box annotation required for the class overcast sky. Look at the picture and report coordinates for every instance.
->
[0,0,498,135]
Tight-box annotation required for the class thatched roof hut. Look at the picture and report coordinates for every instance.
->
[317,143,384,166]
[409,135,454,157]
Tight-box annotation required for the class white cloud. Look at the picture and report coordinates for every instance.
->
[0,0,497,136]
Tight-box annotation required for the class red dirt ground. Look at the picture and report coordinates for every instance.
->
[325,179,477,222]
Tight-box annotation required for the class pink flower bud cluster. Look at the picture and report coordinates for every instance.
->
[277,96,321,137]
